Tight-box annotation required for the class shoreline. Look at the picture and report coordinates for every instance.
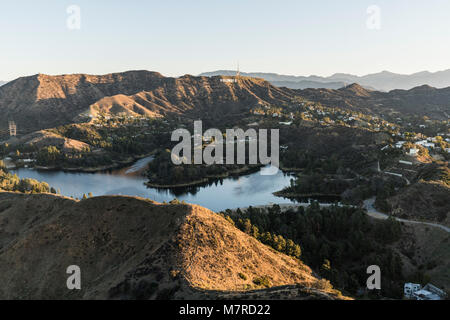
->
[146,178,210,188]
[273,191,341,198]
[28,153,156,174]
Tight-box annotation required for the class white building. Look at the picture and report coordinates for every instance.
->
[404,283,447,300]
[395,141,406,148]
[409,148,419,156]
[404,283,422,299]
[416,140,435,148]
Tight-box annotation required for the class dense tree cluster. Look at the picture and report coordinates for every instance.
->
[35,145,113,168]
[147,149,259,186]
[18,119,170,168]
[0,162,55,194]
[222,203,404,298]
[282,173,353,196]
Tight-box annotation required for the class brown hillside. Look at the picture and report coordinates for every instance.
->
[6,130,91,152]
[387,181,450,227]
[338,83,372,97]
[297,84,450,119]
[0,71,166,133]
[387,164,450,226]
[393,223,450,291]
[0,192,346,300]
[0,71,293,134]
[2,70,449,137]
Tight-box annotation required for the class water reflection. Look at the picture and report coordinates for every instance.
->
[12,160,296,212]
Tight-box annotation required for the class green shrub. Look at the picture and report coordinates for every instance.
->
[238,272,247,280]
[253,276,271,288]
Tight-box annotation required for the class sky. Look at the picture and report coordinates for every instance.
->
[1,0,450,81]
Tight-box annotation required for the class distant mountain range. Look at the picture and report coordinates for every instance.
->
[1,71,449,135]
[200,69,450,91]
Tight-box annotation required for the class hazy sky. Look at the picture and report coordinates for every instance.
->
[1,0,450,80]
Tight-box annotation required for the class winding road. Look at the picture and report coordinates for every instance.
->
[233,199,450,234]
[363,198,450,233]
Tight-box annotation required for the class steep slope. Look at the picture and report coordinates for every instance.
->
[338,83,373,97]
[0,71,166,134]
[0,71,293,134]
[393,223,450,292]
[3,70,449,139]
[90,75,293,121]
[387,164,450,227]
[0,193,345,300]
[297,84,450,119]
[387,181,450,227]
[6,130,92,152]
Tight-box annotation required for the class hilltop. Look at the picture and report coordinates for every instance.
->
[297,83,450,119]
[0,71,292,134]
[1,71,450,137]
[7,130,91,153]
[0,192,346,299]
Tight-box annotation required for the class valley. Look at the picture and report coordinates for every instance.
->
[0,70,449,300]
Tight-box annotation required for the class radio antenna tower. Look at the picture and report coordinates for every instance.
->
[9,121,17,137]
[236,61,240,80]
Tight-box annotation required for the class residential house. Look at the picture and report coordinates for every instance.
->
[404,283,447,300]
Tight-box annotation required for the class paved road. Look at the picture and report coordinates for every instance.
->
[363,198,450,233]
[233,200,450,234]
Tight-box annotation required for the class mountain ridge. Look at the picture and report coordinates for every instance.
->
[0,71,292,134]
[200,69,450,91]
[1,70,450,137]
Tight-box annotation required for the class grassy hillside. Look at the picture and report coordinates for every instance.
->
[1,71,449,138]
[0,71,293,134]
[0,192,347,300]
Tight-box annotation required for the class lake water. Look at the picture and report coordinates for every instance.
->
[11,158,296,212]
